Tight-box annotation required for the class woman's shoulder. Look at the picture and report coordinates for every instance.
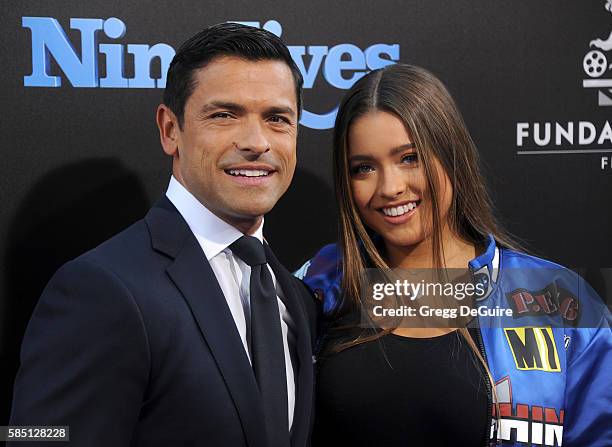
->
[498,246,592,289]
[497,245,609,328]
[500,246,568,269]
[294,243,343,314]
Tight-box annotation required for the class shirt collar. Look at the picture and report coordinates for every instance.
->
[165,176,264,261]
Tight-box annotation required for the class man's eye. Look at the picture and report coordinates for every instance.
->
[268,115,290,124]
[211,112,233,119]
[351,164,374,175]
[401,153,418,165]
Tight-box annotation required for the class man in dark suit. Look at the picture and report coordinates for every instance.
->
[9,23,318,447]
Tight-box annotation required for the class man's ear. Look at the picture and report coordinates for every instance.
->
[156,104,181,156]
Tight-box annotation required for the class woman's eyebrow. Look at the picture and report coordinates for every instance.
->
[349,143,416,162]
[389,143,416,156]
[348,154,374,162]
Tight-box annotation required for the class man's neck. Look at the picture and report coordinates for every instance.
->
[171,174,264,237]
[223,215,264,236]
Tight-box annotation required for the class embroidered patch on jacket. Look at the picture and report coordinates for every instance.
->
[505,283,579,325]
[504,327,561,372]
[491,376,564,445]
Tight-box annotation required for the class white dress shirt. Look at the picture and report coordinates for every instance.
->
[166,176,296,429]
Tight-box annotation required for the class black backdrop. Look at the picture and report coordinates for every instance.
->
[1,0,611,424]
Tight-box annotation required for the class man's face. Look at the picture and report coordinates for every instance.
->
[165,56,298,230]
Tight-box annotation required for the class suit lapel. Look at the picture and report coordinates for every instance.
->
[145,198,267,447]
[265,244,314,447]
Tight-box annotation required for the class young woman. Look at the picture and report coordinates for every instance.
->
[297,64,611,447]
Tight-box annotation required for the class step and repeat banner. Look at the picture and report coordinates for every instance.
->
[1,0,611,422]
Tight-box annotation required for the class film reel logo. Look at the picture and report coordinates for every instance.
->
[583,1,612,106]
[584,50,609,78]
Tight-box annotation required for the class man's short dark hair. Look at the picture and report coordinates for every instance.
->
[164,22,303,128]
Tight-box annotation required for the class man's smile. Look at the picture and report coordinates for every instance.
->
[223,163,277,185]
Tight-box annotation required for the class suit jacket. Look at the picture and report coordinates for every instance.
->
[9,196,319,447]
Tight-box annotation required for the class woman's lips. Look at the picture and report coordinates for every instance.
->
[378,200,420,224]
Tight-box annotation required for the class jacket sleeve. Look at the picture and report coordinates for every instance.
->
[562,302,612,446]
[8,258,150,446]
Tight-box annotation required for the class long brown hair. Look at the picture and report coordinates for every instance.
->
[331,64,521,414]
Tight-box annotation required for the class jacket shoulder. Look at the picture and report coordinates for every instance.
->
[500,248,568,269]
[498,247,609,329]
[78,219,152,268]
[295,243,343,314]
[58,218,163,296]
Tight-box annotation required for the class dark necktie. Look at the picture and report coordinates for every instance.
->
[229,236,290,447]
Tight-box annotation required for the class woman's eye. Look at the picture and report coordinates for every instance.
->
[401,153,418,165]
[351,164,374,175]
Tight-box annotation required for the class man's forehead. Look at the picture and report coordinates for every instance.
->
[188,56,297,110]
[194,56,294,86]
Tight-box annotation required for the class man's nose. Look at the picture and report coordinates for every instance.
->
[234,118,271,155]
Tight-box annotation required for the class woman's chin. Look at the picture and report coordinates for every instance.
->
[380,231,426,251]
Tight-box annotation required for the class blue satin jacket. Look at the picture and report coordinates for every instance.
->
[296,236,612,447]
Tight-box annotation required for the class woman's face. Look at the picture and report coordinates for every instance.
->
[347,110,453,250]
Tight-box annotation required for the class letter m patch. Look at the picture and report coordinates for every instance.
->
[504,327,561,372]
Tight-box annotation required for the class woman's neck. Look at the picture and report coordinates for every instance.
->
[383,230,479,339]
[384,229,477,269]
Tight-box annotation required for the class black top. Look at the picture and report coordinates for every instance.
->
[313,329,489,447]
